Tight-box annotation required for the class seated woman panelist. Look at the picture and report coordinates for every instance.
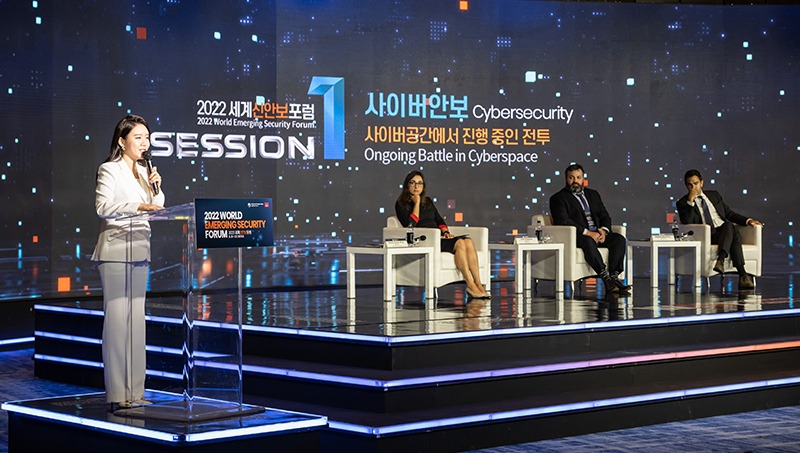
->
[394,171,489,299]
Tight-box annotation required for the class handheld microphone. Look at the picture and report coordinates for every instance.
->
[143,151,159,195]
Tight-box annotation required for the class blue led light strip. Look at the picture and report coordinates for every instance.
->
[35,331,101,344]
[240,307,800,344]
[34,304,800,346]
[184,418,327,442]
[33,354,182,380]
[0,336,34,346]
[34,354,103,369]
[0,401,177,442]
[34,305,240,329]
[1,394,327,444]
[202,340,800,389]
[35,330,228,358]
[327,376,800,436]
[35,305,103,316]
[41,349,800,392]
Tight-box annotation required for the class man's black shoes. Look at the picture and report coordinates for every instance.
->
[613,279,632,292]
[604,278,631,296]
[739,274,755,290]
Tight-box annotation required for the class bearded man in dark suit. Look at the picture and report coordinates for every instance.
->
[550,164,630,295]
[676,169,762,290]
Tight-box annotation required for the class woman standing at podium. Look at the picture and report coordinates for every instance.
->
[91,114,164,409]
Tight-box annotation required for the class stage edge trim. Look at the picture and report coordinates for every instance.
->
[1,399,327,444]
[326,376,800,436]
[34,340,800,389]
[33,304,800,345]
[0,337,35,346]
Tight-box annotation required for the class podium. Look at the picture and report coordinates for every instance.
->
[116,201,265,421]
[3,199,329,450]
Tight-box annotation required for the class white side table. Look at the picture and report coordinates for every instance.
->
[489,242,564,293]
[346,246,435,301]
[626,240,702,288]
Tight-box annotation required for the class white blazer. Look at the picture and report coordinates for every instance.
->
[91,160,166,262]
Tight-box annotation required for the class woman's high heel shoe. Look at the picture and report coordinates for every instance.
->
[466,287,491,299]
[465,287,482,298]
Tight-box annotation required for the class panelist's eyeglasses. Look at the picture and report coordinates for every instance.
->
[409,181,424,187]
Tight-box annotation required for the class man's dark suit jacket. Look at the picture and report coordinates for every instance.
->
[550,187,612,232]
[676,190,748,226]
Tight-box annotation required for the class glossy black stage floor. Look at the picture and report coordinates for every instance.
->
[3,391,326,452]
[27,271,800,453]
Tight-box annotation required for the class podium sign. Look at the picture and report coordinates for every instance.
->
[195,198,274,249]
[117,202,266,421]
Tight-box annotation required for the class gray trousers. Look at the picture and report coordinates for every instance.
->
[98,261,149,403]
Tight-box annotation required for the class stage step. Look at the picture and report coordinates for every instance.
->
[246,374,800,453]
[30,301,800,453]
[240,339,800,413]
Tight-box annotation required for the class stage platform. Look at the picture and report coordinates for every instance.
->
[2,390,326,452]
[22,274,800,452]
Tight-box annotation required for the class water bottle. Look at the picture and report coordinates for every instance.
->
[672,221,680,241]
[535,220,543,242]
[406,224,414,245]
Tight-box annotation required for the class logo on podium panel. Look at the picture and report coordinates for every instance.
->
[195,198,274,249]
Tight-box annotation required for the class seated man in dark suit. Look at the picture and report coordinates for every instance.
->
[550,164,629,295]
[676,169,762,290]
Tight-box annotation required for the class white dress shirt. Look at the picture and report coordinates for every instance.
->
[686,192,724,228]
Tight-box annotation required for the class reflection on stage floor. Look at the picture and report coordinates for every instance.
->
[38,273,795,339]
[237,275,795,337]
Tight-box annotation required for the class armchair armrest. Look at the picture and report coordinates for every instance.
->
[738,224,761,247]
[382,226,406,241]
[527,224,578,261]
[678,224,711,245]
[448,226,489,251]
[542,225,577,244]
[525,224,576,245]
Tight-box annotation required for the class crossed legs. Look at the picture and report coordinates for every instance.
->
[453,237,486,295]
[711,221,746,275]
[711,221,754,289]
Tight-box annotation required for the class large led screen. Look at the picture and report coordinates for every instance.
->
[1,0,797,298]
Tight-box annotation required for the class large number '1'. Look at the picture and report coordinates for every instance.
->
[308,77,345,160]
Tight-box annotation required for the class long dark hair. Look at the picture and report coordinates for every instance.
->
[103,114,150,166]
[396,170,431,208]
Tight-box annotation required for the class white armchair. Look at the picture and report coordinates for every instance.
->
[383,217,490,296]
[674,224,762,284]
[526,214,627,291]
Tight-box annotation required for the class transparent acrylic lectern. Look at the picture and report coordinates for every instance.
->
[116,202,263,421]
